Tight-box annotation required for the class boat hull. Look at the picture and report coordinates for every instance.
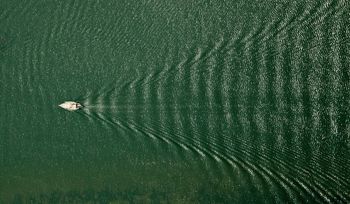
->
[59,101,82,111]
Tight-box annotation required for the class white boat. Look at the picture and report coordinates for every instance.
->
[59,101,83,111]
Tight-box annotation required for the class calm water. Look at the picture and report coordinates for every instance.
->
[0,0,349,203]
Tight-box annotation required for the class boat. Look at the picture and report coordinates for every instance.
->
[59,101,83,111]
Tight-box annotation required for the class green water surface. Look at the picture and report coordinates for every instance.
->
[0,0,349,203]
